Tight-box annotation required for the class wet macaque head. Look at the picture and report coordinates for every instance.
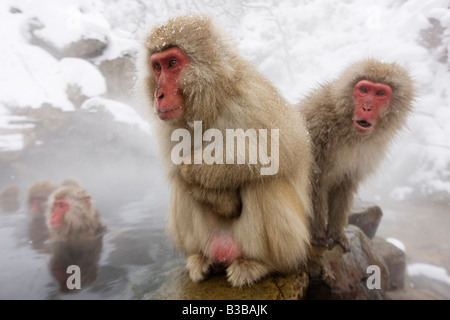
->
[352,80,392,133]
[30,197,46,215]
[150,47,190,120]
[49,199,70,229]
[49,190,91,230]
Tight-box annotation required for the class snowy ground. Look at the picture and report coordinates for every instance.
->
[1,0,449,298]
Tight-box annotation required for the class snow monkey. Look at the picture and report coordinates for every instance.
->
[298,59,415,250]
[46,186,104,241]
[136,14,313,287]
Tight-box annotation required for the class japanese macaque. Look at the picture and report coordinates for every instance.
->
[27,178,85,246]
[46,186,105,241]
[297,59,415,250]
[0,185,20,213]
[60,177,81,188]
[137,15,312,287]
[27,181,59,217]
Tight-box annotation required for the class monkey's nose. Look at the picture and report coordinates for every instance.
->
[158,92,164,100]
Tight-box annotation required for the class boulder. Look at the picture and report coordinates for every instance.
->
[146,267,309,300]
[98,53,137,103]
[28,18,108,59]
[372,237,406,290]
[306,225,389,300]
[349,201,383,239]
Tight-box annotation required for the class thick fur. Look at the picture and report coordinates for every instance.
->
[298,59,415,249]
[27,181,60,214]
[136,14,312,287]
[46,187,104,241]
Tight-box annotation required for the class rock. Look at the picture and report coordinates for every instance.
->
[349,201,383,239]
[98,53,137,103]
[306,225,389,300]
[28,18,108,59]
[372,237,406,290]
[146,267,309,300]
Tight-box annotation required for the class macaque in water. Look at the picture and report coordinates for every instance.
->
[49,237,103,293]
[137,15,312,287]
[46,186,104,292]
[27,179,83,245]
[27,181,59,217]
[297,59,415,250]
[46,186,104,241]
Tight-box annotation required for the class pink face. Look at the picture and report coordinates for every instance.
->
[150,47,190,121]
[352,80,392,134]
[50,199,69,229]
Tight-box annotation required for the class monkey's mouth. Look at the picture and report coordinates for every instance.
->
[157,106,183,114]
[356,120,371,128]
[353,119,373,133]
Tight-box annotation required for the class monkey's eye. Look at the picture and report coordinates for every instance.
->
[169,60,177,67]
[154,63,161,71]
[360,87,368,93]
[376,91,385,96]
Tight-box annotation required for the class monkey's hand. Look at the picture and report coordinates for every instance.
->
[188,183,242,219]
[180,162,260,190]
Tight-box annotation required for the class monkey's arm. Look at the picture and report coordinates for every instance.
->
[187,183,242,219]
[180,162,266,190]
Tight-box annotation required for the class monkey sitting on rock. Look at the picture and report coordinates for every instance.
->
[298,59,415,251]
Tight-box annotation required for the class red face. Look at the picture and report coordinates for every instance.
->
[50,199,70,229]
[30,197,45,216]
[353,80,392,134]
[150,47,190,120]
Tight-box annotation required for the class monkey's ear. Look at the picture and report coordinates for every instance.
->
[84,196,92,208]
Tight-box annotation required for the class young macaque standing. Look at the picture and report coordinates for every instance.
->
[298,59,415,250]
[137,15,312,287]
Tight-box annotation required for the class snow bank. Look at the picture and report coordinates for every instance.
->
[59,58,106,97]
[0,134,24,152]
[408,263,450,286]
[80,97,151,135]
[386,237,406,252]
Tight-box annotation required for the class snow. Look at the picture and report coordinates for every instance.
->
[59,58,106,97]
[1,0,450,203]
[386,237,406,252]
[18,0,109,48]
[80,97,151,135]
[0,134,24,152]
[408,263,450,286]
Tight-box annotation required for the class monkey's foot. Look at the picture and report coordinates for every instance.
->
[186,254,214,282]
[331,234,351,252]
[226,258,270,288]
[311,236,334,249]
